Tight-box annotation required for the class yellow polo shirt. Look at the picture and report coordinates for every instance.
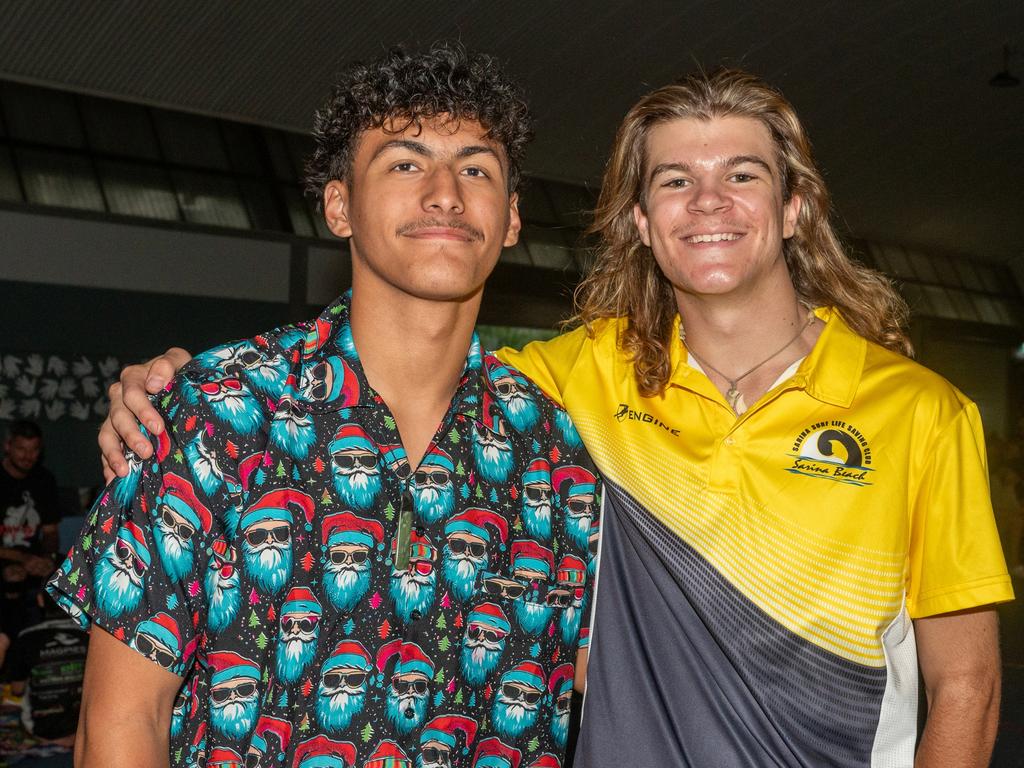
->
[503,308,1011,652]
[497,308,1012,766]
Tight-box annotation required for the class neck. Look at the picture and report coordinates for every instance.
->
[348,276,481,467]
[676,268,809,368]
[676,275,821,412]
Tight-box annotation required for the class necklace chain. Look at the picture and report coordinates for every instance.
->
[680,309,815,412]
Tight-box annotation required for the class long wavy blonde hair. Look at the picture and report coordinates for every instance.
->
[574,68,912,397]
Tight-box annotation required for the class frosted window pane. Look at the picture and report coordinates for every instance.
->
[172,170,249,228]
[18,149,104,211]
[98,161,180,220]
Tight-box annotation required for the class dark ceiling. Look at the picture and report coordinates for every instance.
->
[0,0,1020,266]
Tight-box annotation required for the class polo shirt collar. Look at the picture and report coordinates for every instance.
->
[668,306,866,408]
[794,306,866,408]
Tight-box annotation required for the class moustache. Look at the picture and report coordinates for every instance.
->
[396,218,483,242]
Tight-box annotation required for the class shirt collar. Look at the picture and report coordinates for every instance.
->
[794,306,865,408]
[668,306,866,408]
[301,290,491,420]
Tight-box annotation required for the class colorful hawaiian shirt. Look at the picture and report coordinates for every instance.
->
[48,291,598,768]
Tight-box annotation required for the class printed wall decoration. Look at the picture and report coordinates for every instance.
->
[0,353,121,422]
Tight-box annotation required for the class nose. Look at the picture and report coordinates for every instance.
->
[687,178,732,215]
[423,167,464,213]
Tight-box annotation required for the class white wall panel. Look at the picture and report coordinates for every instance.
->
[0,208,290,302]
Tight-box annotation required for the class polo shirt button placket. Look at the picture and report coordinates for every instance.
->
[707,432,741,491]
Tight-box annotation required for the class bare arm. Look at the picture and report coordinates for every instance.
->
[77,626,182,768]
[99,348,193,481]
[574,647,588,693]
[914,608,1001,768]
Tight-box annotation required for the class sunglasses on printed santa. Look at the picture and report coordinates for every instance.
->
[135,634,176,667]
[244,526,290,547]
[391,678,428,695]
[329,548,369,565]
[413,470,449,485]
[322,670,367,690]
[501,684,542,705]
[447,539,486,558]
[524,486,551,502]
[546,590,572,608]
[482,578,525,600]
[473,424,509,444]
[567,499,595,514]
[198,378,243,396]
[555,693,573,714]
[160,507,195,540]
[420,747,451,765]
[494,381,522,397]
[282,616,319,633]
[114,540,148,577]
[468,625,506,643]
[210,681,257,703]
[332,453,377,470]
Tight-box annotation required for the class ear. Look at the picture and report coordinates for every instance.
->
[323,180,353,239]
[633,203,651,247]
[782,193,802,240]
[502,192,522,248]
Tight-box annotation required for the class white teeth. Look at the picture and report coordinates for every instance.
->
[686,233,741,243]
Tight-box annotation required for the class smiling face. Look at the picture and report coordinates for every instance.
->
[4,435,41,477]
[634,116,801,307]
[324,116,521,305]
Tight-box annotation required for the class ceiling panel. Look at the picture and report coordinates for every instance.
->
[0,0,1020,263]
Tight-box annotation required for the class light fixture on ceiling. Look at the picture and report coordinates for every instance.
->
[990,44,1020,88]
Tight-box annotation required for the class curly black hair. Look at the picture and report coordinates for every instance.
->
[305,43,532,207]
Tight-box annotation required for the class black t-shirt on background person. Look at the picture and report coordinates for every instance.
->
[8,614,89,740]
[0,463,60,554]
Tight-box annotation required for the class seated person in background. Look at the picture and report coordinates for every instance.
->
[8,591,89,746]
[1,419,60,582]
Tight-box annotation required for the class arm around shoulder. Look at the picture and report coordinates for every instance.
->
[495,324,598,406]
[77,625,182,768]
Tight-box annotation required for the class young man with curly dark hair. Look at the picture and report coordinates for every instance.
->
[52,45,597,768]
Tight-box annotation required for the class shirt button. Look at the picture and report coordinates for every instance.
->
[415,525,425,536]
[724,437,736,446]
[410,610,422,621]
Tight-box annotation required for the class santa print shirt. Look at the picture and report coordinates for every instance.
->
[48,291,598,768]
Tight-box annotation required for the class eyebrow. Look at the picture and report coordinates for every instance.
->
[648,154,775,184]
[371,139,502,165]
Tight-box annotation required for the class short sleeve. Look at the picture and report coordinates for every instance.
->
[496,325,593,408]
[47,384,227,676]
[906,401,1014,618]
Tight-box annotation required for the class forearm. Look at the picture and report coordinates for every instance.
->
[915,675,1000,767]
[77,627,180,768]
[77,704,171,768]
[0,546,27,563]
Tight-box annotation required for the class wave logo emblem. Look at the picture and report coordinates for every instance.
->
[786,420,874,487]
